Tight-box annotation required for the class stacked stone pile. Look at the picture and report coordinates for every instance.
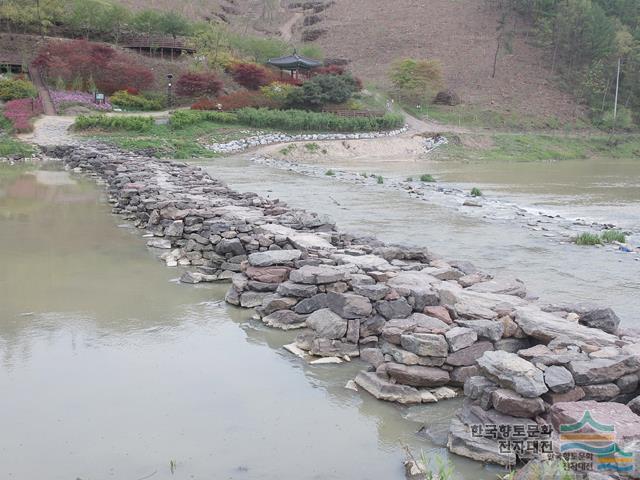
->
[46,144,640,472]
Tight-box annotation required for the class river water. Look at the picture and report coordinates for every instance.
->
[0,165,496,480]
[1,150,637,479]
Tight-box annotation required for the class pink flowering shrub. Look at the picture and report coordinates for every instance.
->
[3,97,43,133]
[51,90,112,112]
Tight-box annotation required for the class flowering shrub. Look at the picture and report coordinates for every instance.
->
[3,97,43,133]
[34,40,154,94]
[228,62,270,90]
[0,78,38,101]
[216,91,276,111]
[50,90,112,112]
[175,72,223,98]
[260,82,298,104]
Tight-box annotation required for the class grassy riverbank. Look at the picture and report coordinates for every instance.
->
[438,132,640,162]
[0,116,35,158]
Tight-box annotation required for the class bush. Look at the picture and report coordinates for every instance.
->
[389,58,444,102]
[170,110,238,129]
[110,90,164,111]
[228,62,270,90]
[260,82,298,104]
[595,107,634,130]
[0,78,37,101]
[470,187,483,197]
[175,72,223,98]
[74,114,154,132]
[376,175,384,184]
[285,74,359,108]
[217,91,276,111]
[3,98,43,133]
[234,108,404,132]
[34,39,154,94]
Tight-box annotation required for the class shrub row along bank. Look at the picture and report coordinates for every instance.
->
[44,143,640,474]
[74,115,155,132]
[171,108,404,133]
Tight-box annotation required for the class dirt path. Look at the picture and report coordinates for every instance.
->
[19,115,76,146]
[279,11,303,42]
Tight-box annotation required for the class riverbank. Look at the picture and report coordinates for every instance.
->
[41,142,640,476]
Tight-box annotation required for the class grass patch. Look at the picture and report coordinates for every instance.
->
[305,142,320,152]
[575,232,602,246]
[0,133,35,158]
[325,169,335,176]
[441,133,640,162]
[279,144,296,155]
[600,229,626,243]
[376,175,384,184]
[74,114,154,132]
[404,102,590,132]
[470,187,482,197]
[420,173,436,182]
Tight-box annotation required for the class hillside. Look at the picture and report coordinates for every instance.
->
[306,0,582,122]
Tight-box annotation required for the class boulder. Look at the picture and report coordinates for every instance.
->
[494,338,530,353]
[464,376,497,400]
[294,293,328,314]
[542,386,585,405]
[310,338,359,357]
[617,374,639,394]
[359,315,386,337]
[248,249,302,267]
[260,295,298,315]
[579,306,620,334]
[468,277,526,298]
[628,396,640,415]
[354,371,422,404]
[306,308,348,339]
[215,238,245,256]
[386,362,450,387]
[360,348,385,368]
[491,388,545,418]
[400,333,449,357]
[544,365,575,393]
[239,291,270,308]
[352,283,390,301]
[376,298,412,319]
[289,265,348,284]
[262,310,307,330]
[276,281,318,298]
[582,383,621,401]
[424,306,453,324]
[245,266,290,283]
[333,253,392,271]
[326,291,372,319]
[455,319,504,342]
[568,356,640,385]
[164,220,184,237]
[450,365,480,386]
[445,327,478,352]
[147,238,172,249]
[446,341,494,367]
[515,306,618,347]
[477,350,548,398]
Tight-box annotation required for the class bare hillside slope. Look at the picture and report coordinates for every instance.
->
[311,0,581,121]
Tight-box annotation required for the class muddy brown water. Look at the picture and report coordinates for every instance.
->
[0,166,498,479]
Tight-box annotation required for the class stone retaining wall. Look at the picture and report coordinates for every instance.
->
[205,126,408,154]
[45,143,640,473]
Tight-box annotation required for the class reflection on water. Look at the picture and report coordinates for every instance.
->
[0,166,495,480]
[202,155,639,325]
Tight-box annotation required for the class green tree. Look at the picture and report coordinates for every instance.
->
[101,3,131,45]
[133,9,163,47]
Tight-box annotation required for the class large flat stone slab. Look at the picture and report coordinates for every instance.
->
[515,305,618,347]
[477,350,548,398]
